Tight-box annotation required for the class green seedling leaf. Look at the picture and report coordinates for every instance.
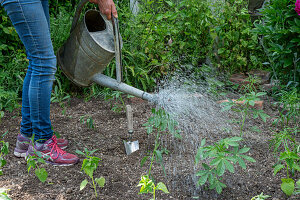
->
[238,147,250,154]
[237,157,246,169]
[80,179,88,190]
[240,155,256,162]
[156,182,169,193]
[75,150,85,156]
[0,170,3,176]
[35,168,48,183]
[197,173,209,186]
[273,164,284,175]
[281,178,294,196]
[224,159,234,173]
[95,177,105,187]
[0,159,6,168]
[141,156,149,167]
[216,160,226,176]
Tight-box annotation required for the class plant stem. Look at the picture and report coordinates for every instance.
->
[153,187,156,200]
[91,176,98,197]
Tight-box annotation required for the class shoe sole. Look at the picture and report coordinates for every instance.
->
[14,145,67,158]
[14,151,27,158]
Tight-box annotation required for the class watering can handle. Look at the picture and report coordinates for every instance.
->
[112,15,123,83]
[71,0,89,33]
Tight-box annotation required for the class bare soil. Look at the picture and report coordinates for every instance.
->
[0,95,299,200]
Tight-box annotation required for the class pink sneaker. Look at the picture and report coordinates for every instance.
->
[14,134,68,158]
[26,136,79,166]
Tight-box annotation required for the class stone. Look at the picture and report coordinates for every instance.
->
[217,99,264,109]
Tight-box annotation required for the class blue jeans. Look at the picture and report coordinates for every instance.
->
[2,0,56,142]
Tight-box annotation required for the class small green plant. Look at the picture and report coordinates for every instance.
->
[26,136,49,183]
[239,75,261,94]
[250,192,271,200]
[0,131,9,175]
[102,88,126,113]
[76,148,105,198]
[271,128,300,196]
[80,115,95,129]
[195,137,256,194]
[273,88,299,128]
[137,108,180,199]
[221,92,269,136]
[137,175,169,200]
[294,179,300,195]
[0,188,11,200]
[50,77,70,115]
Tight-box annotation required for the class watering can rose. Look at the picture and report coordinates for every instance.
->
[296,0,300,15]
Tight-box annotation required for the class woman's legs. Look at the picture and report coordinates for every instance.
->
[3,0,55,142]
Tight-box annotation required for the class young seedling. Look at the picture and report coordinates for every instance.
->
[137,108,178,199]
[26,136,48,183]
[137,175,169,200]
[195,137,256,194]
[250,192,271,200]
[270,127,300,196]
[80,115,95,129]
[221,92,269,136]
[0,131,9,175]
[76,148,105,198]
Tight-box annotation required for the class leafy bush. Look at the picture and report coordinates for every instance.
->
[209,0,264,74]
[253,0,300,85]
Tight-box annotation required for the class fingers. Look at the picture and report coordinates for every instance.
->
[96,0,118,20]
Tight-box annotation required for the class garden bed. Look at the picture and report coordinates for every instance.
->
[0,96,299,200]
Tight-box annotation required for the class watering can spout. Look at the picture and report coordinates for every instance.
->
[92,74,157,103]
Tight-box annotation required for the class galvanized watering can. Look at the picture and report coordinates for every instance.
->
[57,0,155,102]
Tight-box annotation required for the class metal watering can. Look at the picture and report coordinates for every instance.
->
[57,0,155,102]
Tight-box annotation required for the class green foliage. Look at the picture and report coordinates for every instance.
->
[209,0,264,74]
[270,127,300,196]
[273,88,299,128]
[250,192,271,200]
[0,188,11,200]
[116,0,213,91]
[144,108,181,139]
[80,115,95,129]
[239,75,262,94]
[0,132,9,176]
[195,137,255,194]
[253,0,300,85]
[51,77,70,115]
[26,148,49,183]
[76,148,105,198]
[221,92,269,136]
[102,88,126,113]
[137,175,169,200]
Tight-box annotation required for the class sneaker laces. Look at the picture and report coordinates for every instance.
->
[48,135,66,160]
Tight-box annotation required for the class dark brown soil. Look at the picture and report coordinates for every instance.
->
[0,96,299,200]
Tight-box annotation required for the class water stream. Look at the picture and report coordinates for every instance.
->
[151,67,239,198]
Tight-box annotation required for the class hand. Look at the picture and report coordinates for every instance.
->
[89,0,118,20]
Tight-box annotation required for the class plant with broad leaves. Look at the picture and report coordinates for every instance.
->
[294,179,300,195]
[221,92,269,136]
[250,192,271,200]
[0,131,9,176]
[144,108,181,139]
[137,175,169,200]
[272,128,300,196]
[76,148,105,198]
[195,137,256,194]
[26,135,48,183]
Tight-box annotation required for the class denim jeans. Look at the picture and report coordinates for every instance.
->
[2,0,56,142]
